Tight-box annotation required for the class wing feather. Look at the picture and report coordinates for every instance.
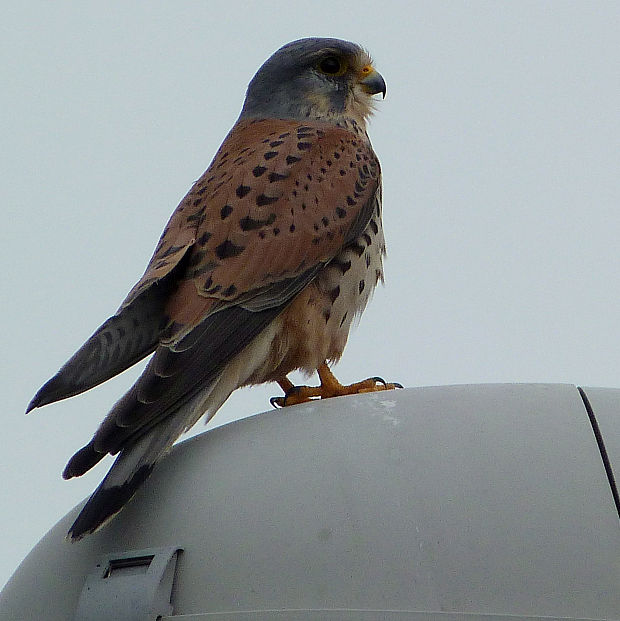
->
[51,119,381,478]
[25,263,184,412]
[154,118,381,340]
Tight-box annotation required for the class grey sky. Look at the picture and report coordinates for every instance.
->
[2,1,619,588]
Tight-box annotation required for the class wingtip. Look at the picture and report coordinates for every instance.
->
[25,374,75,414]
[25,393,42,414]
[25,377,58,414]
[63,443,105,479]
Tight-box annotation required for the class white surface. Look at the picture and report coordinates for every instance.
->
[1,386,618,620]
[581,387,620,492]
[3,2,620,589]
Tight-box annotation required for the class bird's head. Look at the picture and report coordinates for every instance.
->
[240,38,386,127]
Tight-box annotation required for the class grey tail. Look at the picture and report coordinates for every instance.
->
[66,410,192,541]
[68,464,154,541]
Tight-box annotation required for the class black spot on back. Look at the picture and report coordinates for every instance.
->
[268,172,289,182]
[236,184,251,198]
[160,244,185,258]
[256,194,279,207]
[239,213,276,231]
[216,239,245,259]
[197,232,211,246]
[186,211,204,224]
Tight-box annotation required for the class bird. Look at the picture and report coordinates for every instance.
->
[27,37,397,541]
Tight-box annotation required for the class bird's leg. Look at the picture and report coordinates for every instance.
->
[271,376,325,407]
[270,362,402,407]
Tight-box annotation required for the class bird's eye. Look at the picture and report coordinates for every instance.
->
[318,55,344,75]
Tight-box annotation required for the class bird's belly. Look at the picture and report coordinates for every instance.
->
[255,220,385,381]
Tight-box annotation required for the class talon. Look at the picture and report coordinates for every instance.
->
[272,380,319,407]
[270,365,403,409]
[270,396,284,408]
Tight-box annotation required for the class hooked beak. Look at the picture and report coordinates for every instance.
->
[359,67,386,99]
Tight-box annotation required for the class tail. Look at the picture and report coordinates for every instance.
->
[64,362,245,541]
[64,316,281,540]
[66,394,205,541]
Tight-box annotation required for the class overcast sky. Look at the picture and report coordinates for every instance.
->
[2,1,619,589]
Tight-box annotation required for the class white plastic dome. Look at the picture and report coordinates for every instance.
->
[1,384,619,620]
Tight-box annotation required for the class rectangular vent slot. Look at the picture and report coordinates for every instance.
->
[104,554,154,578]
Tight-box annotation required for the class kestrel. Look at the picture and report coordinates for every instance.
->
[27,38,397,540]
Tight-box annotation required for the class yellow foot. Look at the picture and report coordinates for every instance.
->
[270,363,403,408]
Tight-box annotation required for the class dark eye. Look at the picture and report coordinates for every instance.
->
[318,55,342,75]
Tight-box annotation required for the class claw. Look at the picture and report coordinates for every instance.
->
[270,364,403,409]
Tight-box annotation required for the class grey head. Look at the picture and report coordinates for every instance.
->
[240,37,386,127]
